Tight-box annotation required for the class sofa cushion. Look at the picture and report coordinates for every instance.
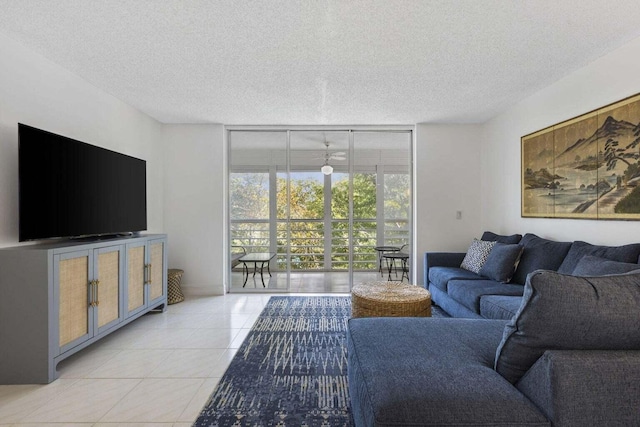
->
[511,234,572,285]
[480,295,523,320]
[480,243,524,283]
[460,239,496,273]
[516,350,640,427]
[482,231,523,244]
[448,280,525,313]
[428,266,484,293]
[347,317,549,427]
[429,286,484,319]
[495,270,640,384]
[557,240,640,274]
[572,255,640,276]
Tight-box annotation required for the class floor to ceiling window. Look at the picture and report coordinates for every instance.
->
[228,128,412,293]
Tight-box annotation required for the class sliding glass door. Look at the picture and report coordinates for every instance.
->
[228,128,412,292]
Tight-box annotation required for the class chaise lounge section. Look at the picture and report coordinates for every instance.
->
[347,269,640,426]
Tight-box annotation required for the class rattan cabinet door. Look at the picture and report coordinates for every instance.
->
[148,240,165,303]
[94,245,124,334]
[55,251,92,354]
[126,242,147,317]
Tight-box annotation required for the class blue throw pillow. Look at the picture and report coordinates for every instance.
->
[557,241,640,274]
[481,231,522,245]
[479,243,524,283]
[510,234,572,285]
[495,270,640,384]
[572,255,640,276]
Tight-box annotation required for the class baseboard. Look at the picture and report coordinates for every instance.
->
[181,283,225,297]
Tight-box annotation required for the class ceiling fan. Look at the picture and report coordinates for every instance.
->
[314,140,346,175]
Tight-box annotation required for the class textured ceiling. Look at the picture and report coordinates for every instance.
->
[1,1,640,125]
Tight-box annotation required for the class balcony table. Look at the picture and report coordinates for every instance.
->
[383,252,410,282]
[374,246,401,275]
[239,252,276,287]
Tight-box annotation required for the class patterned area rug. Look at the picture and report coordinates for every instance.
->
[194,296,448,426]
[194,296,353,426]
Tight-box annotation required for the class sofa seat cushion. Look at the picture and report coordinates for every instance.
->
[557,240,640,274]
[428,266,484,293]
[447,280,525,313]
[480,295,523,320]
[429,286,484,319]
[511,234,572,285]
[347,318,549,427]
[495,270,640,384]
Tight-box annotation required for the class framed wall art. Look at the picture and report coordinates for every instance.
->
[522,93,640,220]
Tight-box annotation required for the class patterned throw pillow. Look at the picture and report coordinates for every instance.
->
[460,239,496,274]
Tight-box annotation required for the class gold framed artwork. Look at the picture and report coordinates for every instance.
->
[522,93,640,220]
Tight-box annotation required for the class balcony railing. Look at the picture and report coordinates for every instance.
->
[231,219,408,272]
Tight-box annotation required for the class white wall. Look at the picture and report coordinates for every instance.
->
[0,31,224,295]
[0,33,165,247]
[482,35,640,245]
[11,23,640,293]
[415,124,483,284]
[162,124,225,295]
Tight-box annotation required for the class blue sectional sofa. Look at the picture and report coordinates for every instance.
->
[347,233,640,426]
[424,232,640,319]
[347,269,640,427]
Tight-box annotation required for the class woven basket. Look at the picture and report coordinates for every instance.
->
[167,269,185,305]
[351,281,431,318]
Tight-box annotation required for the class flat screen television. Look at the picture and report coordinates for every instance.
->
[18,124,147,241]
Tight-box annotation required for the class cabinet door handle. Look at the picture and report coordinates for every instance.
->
[148,263,152,284]
[88,280,96,307]
[95,280,100,306]
[88,280,93,307]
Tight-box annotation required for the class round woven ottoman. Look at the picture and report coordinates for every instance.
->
[351,281,431,318]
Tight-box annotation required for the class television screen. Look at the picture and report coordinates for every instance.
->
[18,124,147,241]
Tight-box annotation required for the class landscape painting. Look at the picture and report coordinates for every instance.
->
[522,93,640,220]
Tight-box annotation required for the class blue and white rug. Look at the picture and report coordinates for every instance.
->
[193,296,354,426]
[193,296,447,426]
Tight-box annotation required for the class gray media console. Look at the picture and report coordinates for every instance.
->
[0,234,168,384]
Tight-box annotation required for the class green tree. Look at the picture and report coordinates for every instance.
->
[229,173,270,250]
[384,174,410,219]
[230,173,269,219]
[331,173,377,219]
[233,171,409,271]
[276,176,325,269]
[330,174,378,268]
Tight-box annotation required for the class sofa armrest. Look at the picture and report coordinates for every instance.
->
[516,350,640,427]
[423,252,466,288]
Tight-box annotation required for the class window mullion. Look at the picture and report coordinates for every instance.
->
[376,164,385,246]
[324,173,332,271]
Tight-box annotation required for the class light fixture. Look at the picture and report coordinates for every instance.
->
[321,139,333,175]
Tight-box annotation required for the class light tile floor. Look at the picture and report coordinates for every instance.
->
[0,293,324,426]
